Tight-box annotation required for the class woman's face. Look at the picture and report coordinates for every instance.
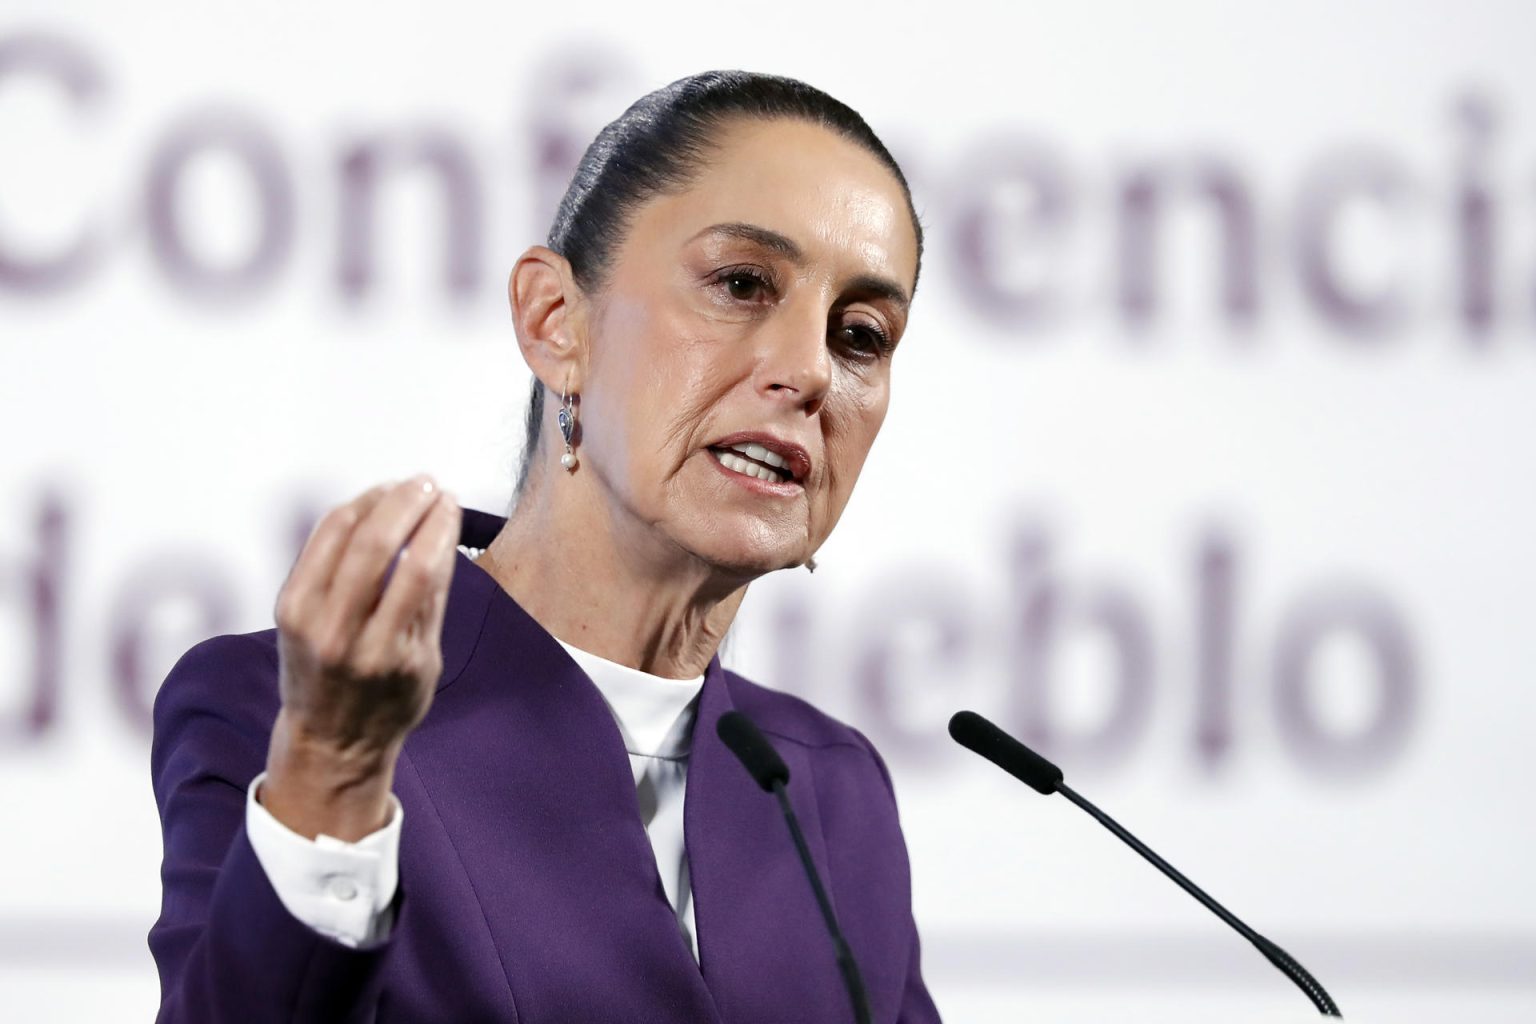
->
[574,117,919,578]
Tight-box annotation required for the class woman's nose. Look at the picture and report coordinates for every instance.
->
[755,305,833,412]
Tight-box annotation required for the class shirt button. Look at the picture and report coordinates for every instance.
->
[327,876,359,901]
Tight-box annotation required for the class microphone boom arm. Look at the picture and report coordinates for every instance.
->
[772,780,873,1024]
[1058,782,1341,1017]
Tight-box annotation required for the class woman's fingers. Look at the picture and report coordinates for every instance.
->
[358,491,460,662]
[417,513,457,641]
[320,476,444,652]
[276,481,390,629]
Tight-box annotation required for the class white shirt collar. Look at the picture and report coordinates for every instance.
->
[554,639,704,760]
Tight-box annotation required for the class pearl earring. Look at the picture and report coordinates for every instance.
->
[557,384,578,472]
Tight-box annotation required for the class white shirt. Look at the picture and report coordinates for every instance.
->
[246,613,706,955]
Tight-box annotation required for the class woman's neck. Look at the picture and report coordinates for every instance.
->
[477,474,748,679]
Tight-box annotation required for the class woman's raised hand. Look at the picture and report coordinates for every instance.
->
[259,476,462,840]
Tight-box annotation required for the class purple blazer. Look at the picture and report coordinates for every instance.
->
[149,507,941,1023]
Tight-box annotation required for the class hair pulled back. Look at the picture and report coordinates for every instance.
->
[515,70,922,498]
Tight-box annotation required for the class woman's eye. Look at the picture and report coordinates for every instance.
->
[836,322,891,358]
[717,268,772,302]
[726,274,761,300]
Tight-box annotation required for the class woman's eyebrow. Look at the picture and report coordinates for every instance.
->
[691,221,911,310]
[691,221,806,263]
[844,273,911,312]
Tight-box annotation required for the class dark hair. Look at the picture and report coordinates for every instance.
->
[514,70,923,498]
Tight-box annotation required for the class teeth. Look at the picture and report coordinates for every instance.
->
[716,450,783,482]
[728,442,789,470]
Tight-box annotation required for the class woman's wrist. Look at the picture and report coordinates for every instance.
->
[260,707,401,841]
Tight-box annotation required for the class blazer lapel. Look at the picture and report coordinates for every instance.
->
[402,549,720,1022]
[686,661,848,1021]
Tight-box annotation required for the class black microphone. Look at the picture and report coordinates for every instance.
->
[717,710,790,790]
[717,711,872,1024]
[949,710,1343,1018]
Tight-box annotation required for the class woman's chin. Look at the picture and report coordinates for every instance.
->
[683,530,810,581]
[700,549,803,581]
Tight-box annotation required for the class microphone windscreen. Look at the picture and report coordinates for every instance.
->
[948,710,1063,795]
[717,711,790,792]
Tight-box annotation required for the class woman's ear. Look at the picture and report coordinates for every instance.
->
[508,245,587,392]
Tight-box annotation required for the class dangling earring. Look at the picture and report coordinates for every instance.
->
[805,556,818,573]
[557,383,578,472]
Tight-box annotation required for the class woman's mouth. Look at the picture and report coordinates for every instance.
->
[708,442,795,484]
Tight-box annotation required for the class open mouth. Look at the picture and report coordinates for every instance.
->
[708,441,797,484]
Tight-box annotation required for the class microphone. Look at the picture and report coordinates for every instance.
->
[717,710,790,790]
[948,710,1343,1018]
[717,711,872,1024]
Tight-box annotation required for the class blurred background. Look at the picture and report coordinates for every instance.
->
[2,0,1533,1020]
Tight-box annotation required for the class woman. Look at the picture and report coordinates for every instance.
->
[149,70,939,1023]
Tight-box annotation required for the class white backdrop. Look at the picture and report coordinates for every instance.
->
[2,1,1534,1020]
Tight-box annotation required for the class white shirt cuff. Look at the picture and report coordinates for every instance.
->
[245,771,402,948]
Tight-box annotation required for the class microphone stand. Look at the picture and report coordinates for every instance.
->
[770,779,873,1024]
[1059,782,1341,1017]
